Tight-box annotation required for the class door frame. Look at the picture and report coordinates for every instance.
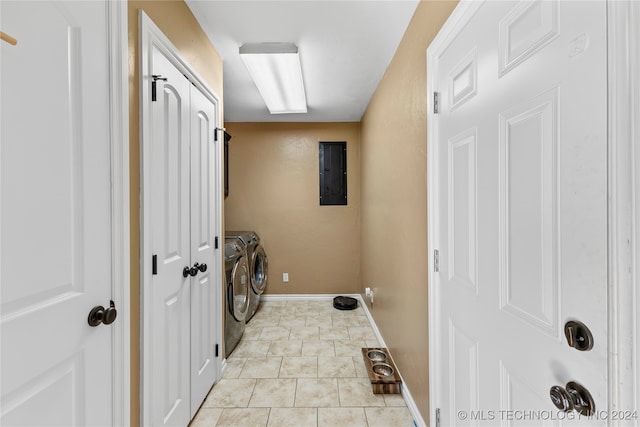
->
[108,1,131,425]
[426,1,639,425]
[139,11,224,425]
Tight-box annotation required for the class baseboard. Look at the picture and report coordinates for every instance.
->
[259,293,426,427]
[260,293,341,302]
[219,358,228,382]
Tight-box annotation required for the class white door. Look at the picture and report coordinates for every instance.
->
[189,83,218,415]
[149,47,192,427]
[147,45,219,425]
[1,1,113,425]
[432,1,607,425]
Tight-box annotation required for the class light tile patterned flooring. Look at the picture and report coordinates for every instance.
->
[190,299,416,427]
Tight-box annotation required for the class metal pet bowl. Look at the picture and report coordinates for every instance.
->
[372,363,394,377]
[366,349,387,362]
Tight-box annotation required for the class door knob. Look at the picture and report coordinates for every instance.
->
[550,385,573,412]
[197,263,207,272]
[564,320,594,351]
[566,381,596,416]
[183,265,198,278]
[103,300,117,325]
[88,300,117,327]
[88,305,105,327]
[549,381,595,416]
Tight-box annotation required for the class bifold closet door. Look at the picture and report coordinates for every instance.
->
[150,47,192,427]
[149,45,219,425]
[189,84,218,415]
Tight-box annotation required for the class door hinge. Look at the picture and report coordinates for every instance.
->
[215,236,219,249]
[214,127,226,142]
[215,343,219,357]
[152,254,158,275]
[436,408,440,427]
[433,92,440,114]
[433,250,439,272]
[151,75,167,102]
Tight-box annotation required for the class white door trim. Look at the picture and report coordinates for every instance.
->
[139,11,224,426]
[426,1,639,425]
[108,1,130,425]
[607,1,640,422]
[426,4,480,427]
[634,1,640,417]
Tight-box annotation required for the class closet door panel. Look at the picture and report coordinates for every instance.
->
[149,47,191,427]
[189,86,218,415]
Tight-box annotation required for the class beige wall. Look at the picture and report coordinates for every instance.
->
[224,122,361,295]
[127,1,223,424]
[360,0,457,420]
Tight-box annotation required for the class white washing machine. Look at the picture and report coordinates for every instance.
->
[225,231,268,322]
[224,237,250,358]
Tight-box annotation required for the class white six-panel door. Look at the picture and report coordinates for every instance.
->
[430,1,608,425]
[1,1,114,425]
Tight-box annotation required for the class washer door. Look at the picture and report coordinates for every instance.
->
[251,245,268,295]
[229,255,249,321]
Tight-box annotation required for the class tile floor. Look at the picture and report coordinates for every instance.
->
[190,299,416,427]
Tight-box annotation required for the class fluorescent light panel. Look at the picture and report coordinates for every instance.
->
[239,42,307,114]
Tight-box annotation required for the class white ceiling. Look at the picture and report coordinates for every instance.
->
[185,1,420,122]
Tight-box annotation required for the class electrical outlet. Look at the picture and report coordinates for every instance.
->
[283,273,289,283]
[365,287,374,304]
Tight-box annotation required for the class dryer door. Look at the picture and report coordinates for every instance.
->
[230,256,249,321]
[251,245,268,295]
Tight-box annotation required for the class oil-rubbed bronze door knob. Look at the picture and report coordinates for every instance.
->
[183,265,198,278]
[549,382,595,416]
[566,381,596,416]
[88,300,117,327]
[550,385,573,412]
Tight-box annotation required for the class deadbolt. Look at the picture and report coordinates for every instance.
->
[549,381,595,416]
[564,320,594,351]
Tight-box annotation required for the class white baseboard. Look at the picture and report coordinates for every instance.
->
[356,295,426,427]
[260,293,340,302]
[259,293,426,427]
[219,358,227,382]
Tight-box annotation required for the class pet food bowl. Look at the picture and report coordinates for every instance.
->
[372,363,394,377]
[367,349,387,362]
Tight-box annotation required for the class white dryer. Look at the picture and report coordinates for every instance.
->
[225,231,268,322]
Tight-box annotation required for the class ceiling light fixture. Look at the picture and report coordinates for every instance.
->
[239,42,307,114]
